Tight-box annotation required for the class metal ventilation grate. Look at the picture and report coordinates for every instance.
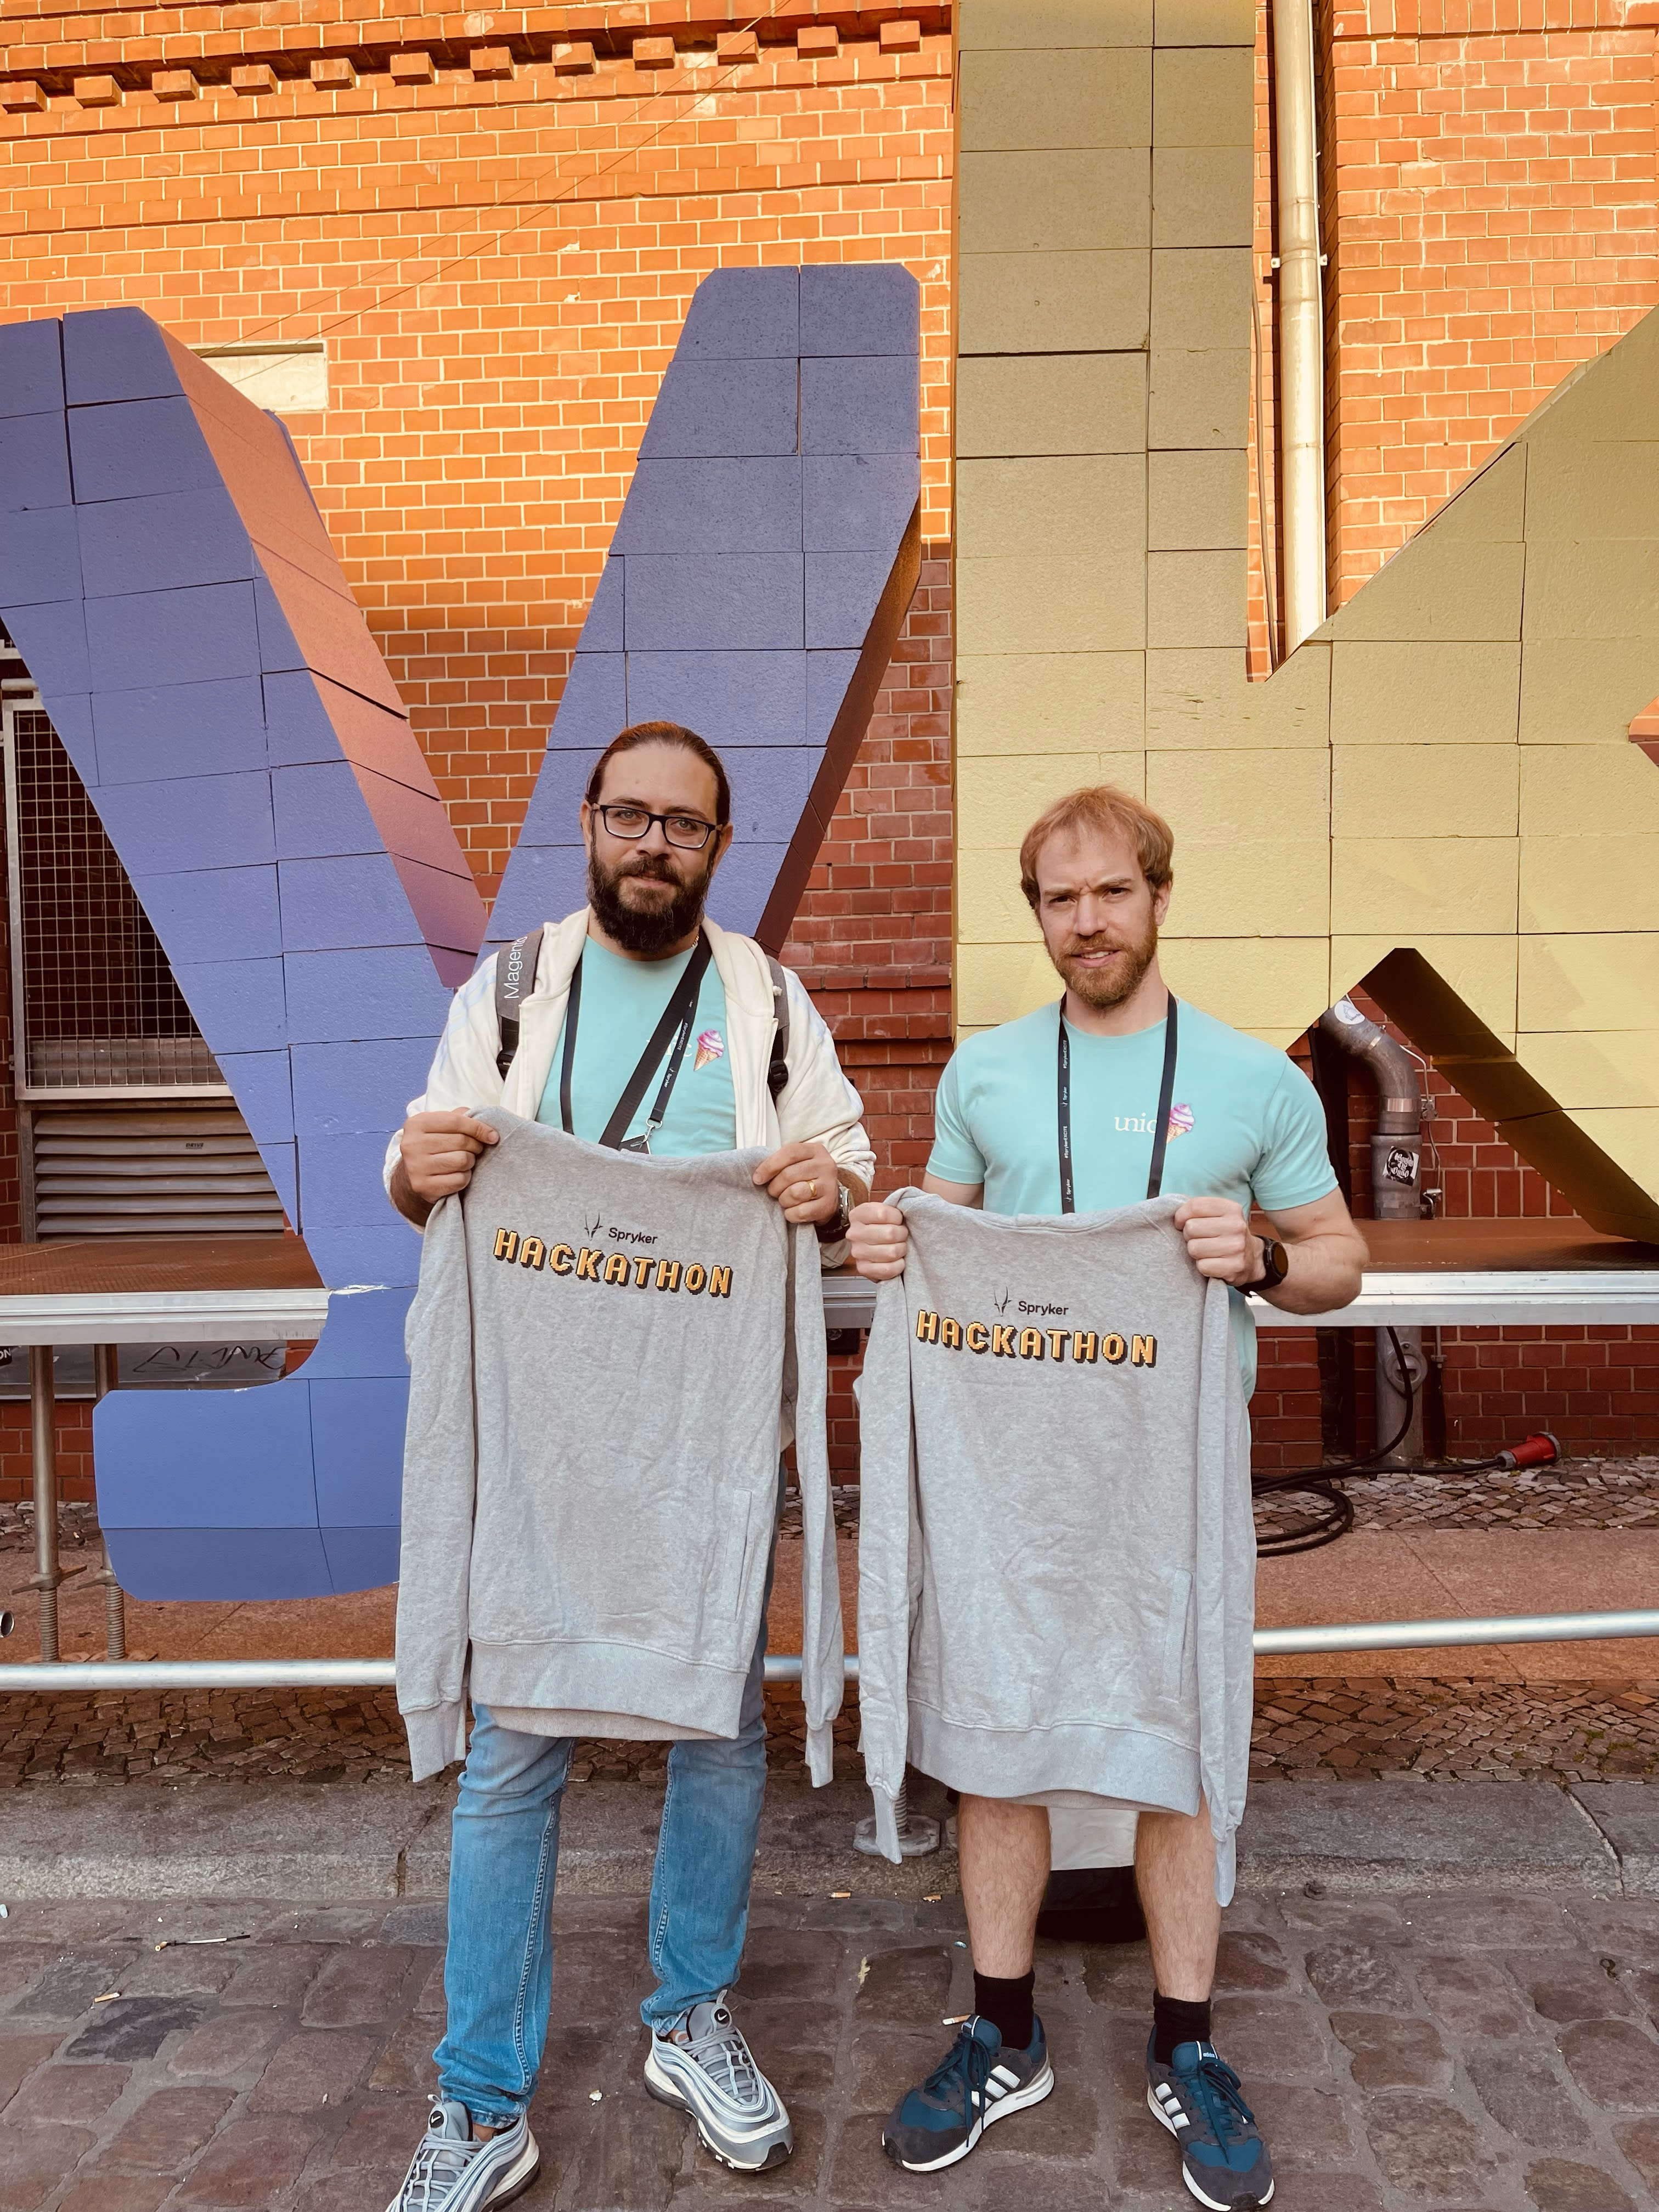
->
[7,709,221,1092]
[29,1104,287,1240]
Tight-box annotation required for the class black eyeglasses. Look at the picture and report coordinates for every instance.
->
[595,804,719,851]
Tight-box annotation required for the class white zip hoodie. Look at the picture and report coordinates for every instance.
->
[382,910,875,1263]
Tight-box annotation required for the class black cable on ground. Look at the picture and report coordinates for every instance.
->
[1250,1327,1417,1556]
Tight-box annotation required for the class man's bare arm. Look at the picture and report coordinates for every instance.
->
[1174,1188,1368,1314]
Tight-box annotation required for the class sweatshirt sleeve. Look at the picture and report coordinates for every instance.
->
[855,1271,917,1863]
[1194,1275,1249,1906]
[394,1194,479,1781]
[382,957,508,1199]
[789,1224,843,1784]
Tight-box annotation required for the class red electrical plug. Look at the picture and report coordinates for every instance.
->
[1497,1431,1560,1470]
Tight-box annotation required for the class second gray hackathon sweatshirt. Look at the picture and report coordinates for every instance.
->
[396,1113,842,1784]
[856,1192,1252,1900]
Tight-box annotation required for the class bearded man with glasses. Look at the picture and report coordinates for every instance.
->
[384,721,873,2211]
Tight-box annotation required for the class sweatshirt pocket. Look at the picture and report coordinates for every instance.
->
[1159,1567,1194,1702]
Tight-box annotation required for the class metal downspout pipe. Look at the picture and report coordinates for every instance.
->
[1273,0,1328,651]
[1318,999,1427,1463]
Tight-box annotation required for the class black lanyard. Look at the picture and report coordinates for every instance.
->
[1057,996,1180,1214]
[558,932,714,1154]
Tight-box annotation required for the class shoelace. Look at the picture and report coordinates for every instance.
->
[401,2117,485,2210]
[922,2023,995,2138]
[1186,2052,1257,2146]
[678,2010,765,2112]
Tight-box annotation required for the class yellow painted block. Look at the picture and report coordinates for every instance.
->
[958,250,1150,356]
[1154,0,1254,45]
[956,551,1146,654]
[1331,838,1519,936]
[956,941,1065,1030]
[1519,934,1659,1031]
[1329,643,1520,748]
[1520,1031,1659,1111]
[960,0,1155,51]
[1147,551,1247,651]
[1147,747,1329,841]
[958,754,1148,847]
[957,354,1146,458]
[956,455,1146,561]
[955,652,1146,755]
[1164,840,1331,933]
[1147,347,1250,454]
[1522,436,1659,544]
[960,47,1151,151]
[1518,639,1659,746]
[1519,746,1659,839]
[1330,936,1519,1049]
[1150,247,1252,348]
[1149,148,1251,249]
[1145,643,1329,747]
[1152,48,1252,146]
[1157,935,1331,1037]
[960,150,1150,255]
[1148,449,1247,550]
[1333,746,1518,839]
[1553,1107,1659,1209]
[1323,538,1524,646]
[955,847,1046,943]
[1519,837,1659,932]
[1420,443,1526,544]
[1521,541,1659,642]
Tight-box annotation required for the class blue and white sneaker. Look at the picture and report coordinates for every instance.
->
[385,2100,539,2211]
[1147,2037,1275,2209]
[882,2015,1054,2172]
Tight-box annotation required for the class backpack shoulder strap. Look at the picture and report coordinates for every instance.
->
[765,954,791,1101]
[494,927,545,1080]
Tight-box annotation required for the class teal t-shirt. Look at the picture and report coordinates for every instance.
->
[537,934,737,1158]
[928,998,1338,1390]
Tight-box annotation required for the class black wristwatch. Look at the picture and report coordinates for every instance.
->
[815,1181,853,1242]
[1253,1236,1289,1290]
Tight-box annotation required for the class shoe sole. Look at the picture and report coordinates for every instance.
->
[383,2131,540,2212]
[1146,2086,1274,2210]
[642,2046,794,2173]
[883,2060,1054,2172]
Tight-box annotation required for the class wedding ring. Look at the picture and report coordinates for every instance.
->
[808,1180,820,1197]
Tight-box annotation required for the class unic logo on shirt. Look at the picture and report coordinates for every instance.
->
[915,1309,1155,1367]
[492,1227,732,1298]
[1115,1104,1194,1139]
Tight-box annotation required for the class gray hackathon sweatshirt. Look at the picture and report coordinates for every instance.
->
[856,1192,1252,1901]
[396,1111,842,1785]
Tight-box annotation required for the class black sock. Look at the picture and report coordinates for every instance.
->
[973,1968,1035,2052]
[1153,1991,1212,2065]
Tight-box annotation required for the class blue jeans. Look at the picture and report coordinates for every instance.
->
[434,1521,777,2128]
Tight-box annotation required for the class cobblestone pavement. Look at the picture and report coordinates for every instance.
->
[1252,1456,1659,1547]
[2,1883,1658,2209]
[1250,1679,1659,1786]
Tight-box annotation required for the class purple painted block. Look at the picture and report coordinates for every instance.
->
[623,554,804,653]
[612,458,802,556]
[311,1378,407,1525]
[95,1383,317,1530]
[258,551,407,716]
[2,599,89,690]
[132,866,282,963]
[804,453,921,552]
[638,362,798,460]
[253,575,305,673]
[516,747,596,848]
[487,844,588,945]
[624,650,805,747]
[800,264,921,359]
[289,1036,437,1138]
[801,356,920,457]
[272,761,383,859]
[62,306,180,407]
[391,856,486,961]
[67,397,219,504]
[806,551,895,649]
[78,487,253,598]
[93,769,275,874]
[582,558,624,651]
[546,650,626,748]
[0,319,64,418]
[38,692,95,774]
[283,947,453,1046]
[100,1526,334,1603]
[806,650,862,745]
[171,956,287,1054]
[0,412,72,510]
[303,1218,425,1290]
[320,1527,400,1592]
[216,1049,295,1144]
[92,676,267,784]
[87,581,261,689]
[724,747,817,839]
[261,670,338,765]
[678,267,799,359]
[278,854,429,953]
[302,1131,408,1226]
[0,508,81,607]
[301,1288,414,1380]
[259,1138,298,1224]
[704,840,790,938]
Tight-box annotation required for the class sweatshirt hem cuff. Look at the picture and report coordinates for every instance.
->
[872,1786,902,1864]
[805,1722,834,1787]
[404,1702,466,1782]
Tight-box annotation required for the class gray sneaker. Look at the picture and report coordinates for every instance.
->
[644,1994,793,2172]
[385,2100,540,2212]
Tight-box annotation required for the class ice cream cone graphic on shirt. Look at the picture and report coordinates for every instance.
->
[694,1028,725,1073]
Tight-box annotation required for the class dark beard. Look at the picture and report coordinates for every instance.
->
[1053,915,1159,1009]
[587,847,712,957]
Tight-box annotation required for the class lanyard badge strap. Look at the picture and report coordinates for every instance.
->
[559,932,715,1152]
[1057,996,1180,1214]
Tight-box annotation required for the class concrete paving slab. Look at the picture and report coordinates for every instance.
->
[1238,1778,1620,1895]
[1574,1781,1659,1897]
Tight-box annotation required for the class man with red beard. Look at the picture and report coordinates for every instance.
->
[385,721,872,2210]
[848,786,1364,2208]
